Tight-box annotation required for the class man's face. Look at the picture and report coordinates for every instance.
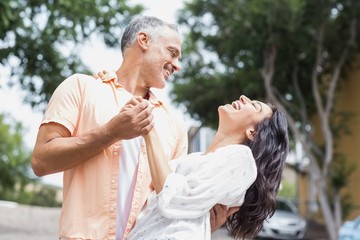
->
[142,27,182,89]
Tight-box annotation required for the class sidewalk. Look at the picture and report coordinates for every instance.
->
[0,203,60,240]
[0,203,329,240]
[0,203,234,240]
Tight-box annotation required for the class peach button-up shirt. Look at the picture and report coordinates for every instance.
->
[41,72,188,240]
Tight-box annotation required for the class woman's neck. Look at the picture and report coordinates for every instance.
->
[204,131,243,154]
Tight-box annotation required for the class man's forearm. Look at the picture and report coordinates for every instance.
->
[31,123,117,176]
[32,97,154,176]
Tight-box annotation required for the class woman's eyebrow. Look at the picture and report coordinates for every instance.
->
[255,101,263,111]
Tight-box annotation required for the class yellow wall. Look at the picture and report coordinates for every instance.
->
[297,58,360,221]
[336,60,360,219]
[298,173,309,216]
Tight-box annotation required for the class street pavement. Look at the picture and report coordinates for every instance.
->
[0,202,60,240]
[0,202,234,240]
[0,202,327,240]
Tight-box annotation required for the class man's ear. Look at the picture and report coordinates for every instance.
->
[137,32,150,50]
[246,128,256,141]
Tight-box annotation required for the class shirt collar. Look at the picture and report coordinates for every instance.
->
[147,91,163,107]
[100,71,122,88]
[100,71,163,107]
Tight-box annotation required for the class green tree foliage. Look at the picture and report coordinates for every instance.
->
[0,113,62,207]
[173,0,358,128]
[278,180,297,199]
[0,0,143,108]
[172,0,359,239]
[21,184,62,207]
[0,113,31,197]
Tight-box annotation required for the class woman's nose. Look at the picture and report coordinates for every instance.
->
[239,95,251,104]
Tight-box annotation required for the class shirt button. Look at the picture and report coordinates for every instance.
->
[111,179,116,184]
[113,152,118,156]
[110,207,115,212]
[110,225,114,229]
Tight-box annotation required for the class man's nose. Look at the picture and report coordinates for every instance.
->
[172,59,181,72]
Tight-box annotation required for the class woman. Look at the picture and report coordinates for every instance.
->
[126,95,289,240]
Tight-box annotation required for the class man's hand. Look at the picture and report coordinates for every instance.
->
[107,97,154,140]
[210,204,240,233]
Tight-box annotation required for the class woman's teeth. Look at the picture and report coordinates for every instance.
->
[232,101,240,110]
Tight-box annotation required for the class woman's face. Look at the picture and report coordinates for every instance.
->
[218,95,273,138]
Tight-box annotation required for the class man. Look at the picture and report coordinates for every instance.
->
[31,16,233,240]
[32,15,188,240]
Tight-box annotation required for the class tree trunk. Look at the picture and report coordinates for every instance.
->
[318,180,338,240]
[334,191,342,235]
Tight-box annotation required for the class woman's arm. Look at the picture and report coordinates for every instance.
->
[143,129,173,194]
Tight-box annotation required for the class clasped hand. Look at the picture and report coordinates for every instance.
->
[94,70,154,140]
[108,96,155,140]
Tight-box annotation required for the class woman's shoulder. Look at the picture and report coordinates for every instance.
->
[218,144,252,155]
[219,145,256,168]
[168,151,203,166]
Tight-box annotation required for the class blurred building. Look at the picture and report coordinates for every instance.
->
[187,126,215,153]
[335,59,360,219]
[297,57,360,221]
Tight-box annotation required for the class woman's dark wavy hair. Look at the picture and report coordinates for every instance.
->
[226,105,289,239]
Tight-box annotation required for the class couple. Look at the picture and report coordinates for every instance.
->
[31,15,289,240]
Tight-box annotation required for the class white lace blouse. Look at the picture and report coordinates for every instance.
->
[126,144,257,240]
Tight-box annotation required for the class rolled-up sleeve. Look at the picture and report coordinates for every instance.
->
[41,74,85,134]
[157,145,257,219]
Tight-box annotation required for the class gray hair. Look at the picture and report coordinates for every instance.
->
[120,15,178,55]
